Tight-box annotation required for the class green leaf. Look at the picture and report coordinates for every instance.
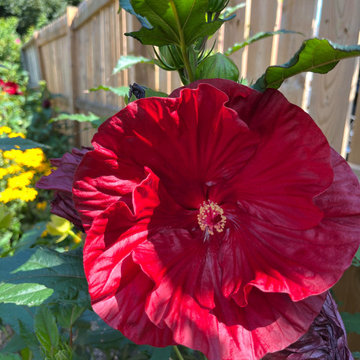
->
[119,0,152,28]
[54,304,86,329]
[76,310,128,350]
[225,29,300,56]
[126,0,222,46]
[34,306,59,354]
[0,354,21,360]
[12,222,46,254]
[0,137,49,151]
[340,312,360,334]
[0,304,35,334]
[113,55,153,74]
[51,112,100,124]
[89,85,130,97]
[150,347,172,360]
[221,2,245,19]
[253,38,360,92]
[0,248,89,305]
[144,88,168,97]
[195,52,239,81]
[0,283,53,307]
[352,245,360,266]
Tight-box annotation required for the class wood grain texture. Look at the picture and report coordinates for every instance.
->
[348,83,360,165]
[308,0,360,153]
[276,0,315,107]
[246,0,277,83]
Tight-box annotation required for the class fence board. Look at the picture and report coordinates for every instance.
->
[277,0,316,106]
[246,0,278,83]
[308,0,360,153]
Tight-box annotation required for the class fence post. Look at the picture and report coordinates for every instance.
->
[33,31,45,82]
[65,6,79,145]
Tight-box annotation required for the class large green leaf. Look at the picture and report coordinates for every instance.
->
[0,137,48,151]
[341,312,360,334]
[225,29,299,56]
[0,283,53,307]
[195,52,239,81]
[0,248,88,306]
[113,55,153,74]
[253,38,360,91]
[126,0,222,46]
[34,306,59,354]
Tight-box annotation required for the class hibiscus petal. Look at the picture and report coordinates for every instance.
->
[88,84,258,209]
[219,89,333,230]
[217,149,360,304]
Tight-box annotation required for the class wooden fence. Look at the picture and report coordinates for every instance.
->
[21,0,360,349]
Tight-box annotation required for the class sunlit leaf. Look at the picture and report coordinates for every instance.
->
[89,85,130,97]
[113,55,153,74]
[126,0,222,46]
[253,38,360,91]
[225,29,300,55]
[195,52,239,81]
[0,283,53,307]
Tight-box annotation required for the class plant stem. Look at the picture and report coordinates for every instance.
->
[173,345,185,360]
[169,0,195,83]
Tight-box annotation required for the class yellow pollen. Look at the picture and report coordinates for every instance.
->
[197,200,226,235]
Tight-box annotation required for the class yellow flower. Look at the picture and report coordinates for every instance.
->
[36,201,47,211]
[0,187,38,203]
[8,132,26,139]
[7,171,34,189]
[0,126,11,135]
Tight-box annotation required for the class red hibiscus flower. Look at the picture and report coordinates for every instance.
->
[73,79,360,360]
[37,147,90,230]
[0,79,22,95]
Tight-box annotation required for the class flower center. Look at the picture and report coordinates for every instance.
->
[197,200,226,235]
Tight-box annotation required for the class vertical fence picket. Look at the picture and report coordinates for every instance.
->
[307,0,360,153]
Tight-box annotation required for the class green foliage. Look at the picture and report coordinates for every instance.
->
[0,17,21,64]
[0,283,53,306]
[89,84,130,97]
[0,137,48,151]
[253,38,360,91]
[195,52,239,81]
[352,246,360,266]
[125,0,222,47]
[341,312,360,335]
[34,306,60,356]
[113,55,153,74]
[0,0,83,36]
[225,29,300,56]
[52,112,104,128]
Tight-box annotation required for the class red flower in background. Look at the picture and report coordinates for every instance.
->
[37,147,90,230]
[73,79,360,360]
[0,79,22,95]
